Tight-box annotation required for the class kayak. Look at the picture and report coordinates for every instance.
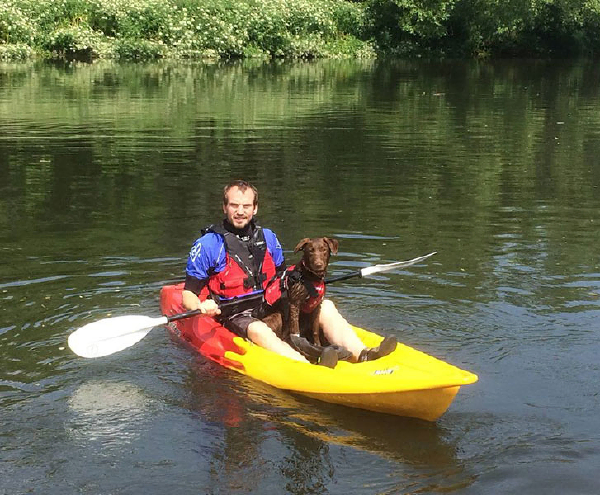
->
[160,283,478,421]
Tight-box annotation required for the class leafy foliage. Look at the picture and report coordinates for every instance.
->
[1,0,372,60]
[364,0,600,57]
[2,0,600,59]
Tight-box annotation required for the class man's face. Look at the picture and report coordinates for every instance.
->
[223,187,257,229]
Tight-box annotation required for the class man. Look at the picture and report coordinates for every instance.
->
[182,180,396,366]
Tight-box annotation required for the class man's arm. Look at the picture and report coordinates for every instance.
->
[182,234,223,316]
[182,276,221,315]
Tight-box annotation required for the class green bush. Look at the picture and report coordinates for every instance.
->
[39,25,104,60]
[581,1,600,55]
[113,37,166,59]
[0,0,36,44]
[363,0,600,57]
[0,43,32,59]
[365,0,455,55]
[0,0,372,59]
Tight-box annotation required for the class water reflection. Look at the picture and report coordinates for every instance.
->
[66,380,152,447]
[180,359,470,494]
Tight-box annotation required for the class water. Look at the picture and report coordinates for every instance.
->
[1,59,600,494]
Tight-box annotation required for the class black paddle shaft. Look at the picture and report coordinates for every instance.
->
[325,271,361,284]
[167,271,364,323]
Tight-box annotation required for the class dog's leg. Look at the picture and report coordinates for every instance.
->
[286,282,307,338]
[288,303,301,337]
[310,306,321,346]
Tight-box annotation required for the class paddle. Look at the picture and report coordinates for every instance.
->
[67,295,262,359]
[67,252,436,358]
[325,251,436,283]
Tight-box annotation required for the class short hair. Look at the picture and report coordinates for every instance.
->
[223,180,258,206]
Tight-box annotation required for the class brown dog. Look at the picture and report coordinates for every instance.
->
[262,237,338,351]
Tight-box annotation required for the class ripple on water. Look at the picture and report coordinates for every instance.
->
[445,411,600,494]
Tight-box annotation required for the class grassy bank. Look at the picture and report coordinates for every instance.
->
[0,0,374,60]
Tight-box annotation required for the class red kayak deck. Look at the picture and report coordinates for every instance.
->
[160,283,246,370]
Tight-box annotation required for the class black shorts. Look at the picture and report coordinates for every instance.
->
[219,309,259,339]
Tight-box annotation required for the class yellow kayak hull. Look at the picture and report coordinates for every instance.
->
[228,327,476,421]
[304,387,460,422]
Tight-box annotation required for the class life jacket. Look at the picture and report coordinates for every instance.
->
[264,264,325,313]
[201,223,277,300]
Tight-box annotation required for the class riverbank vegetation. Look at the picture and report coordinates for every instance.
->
[2,0,600,60]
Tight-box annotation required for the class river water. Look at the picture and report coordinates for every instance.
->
[1,59,599,494]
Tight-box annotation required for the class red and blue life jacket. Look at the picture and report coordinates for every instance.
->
[200,223,278,301]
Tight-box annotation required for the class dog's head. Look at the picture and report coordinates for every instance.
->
[294,237,338,278]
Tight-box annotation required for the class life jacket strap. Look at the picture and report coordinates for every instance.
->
[302,277,320,298]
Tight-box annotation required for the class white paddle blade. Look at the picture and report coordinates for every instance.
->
[68,315,168,358]
[360,252,437,277]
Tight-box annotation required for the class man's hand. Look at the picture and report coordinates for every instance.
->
[199,298,221,316]
[182,290,221,316]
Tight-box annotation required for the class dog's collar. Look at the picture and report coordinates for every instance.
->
[298,260,325,281]
[295,262,324,300]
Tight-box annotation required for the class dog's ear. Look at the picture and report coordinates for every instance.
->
[323,237,339,255]
[294,238,311,253]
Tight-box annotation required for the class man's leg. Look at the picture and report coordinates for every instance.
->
[319,299,397,362]
[247,320,309,362]
[319,299,366,360]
